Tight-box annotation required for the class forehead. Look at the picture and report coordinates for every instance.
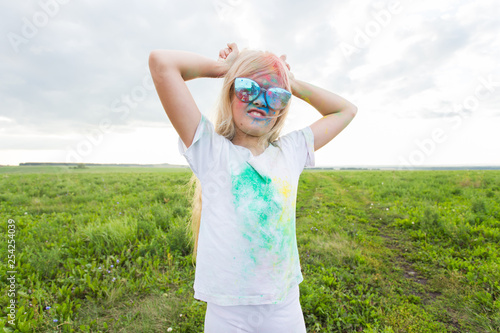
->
[248,73,282,88]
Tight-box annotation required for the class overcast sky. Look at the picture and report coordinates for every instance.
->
[1,0,499,167]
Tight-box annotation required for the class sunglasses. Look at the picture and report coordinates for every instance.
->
[234,77,291,111]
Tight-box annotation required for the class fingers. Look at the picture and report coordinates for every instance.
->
[280,54,291,71]
[219,42,238,60]
[219,48,230,60]
[227,42,239,53]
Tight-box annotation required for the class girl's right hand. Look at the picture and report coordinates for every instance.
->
[217,42,239,76]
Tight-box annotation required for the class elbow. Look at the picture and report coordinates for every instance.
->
[149,49,172,68]
[148,50,158,74]
[148,50,161,69]
[346,104,358,119]
[149,50,172,79]
[349,105,358,118]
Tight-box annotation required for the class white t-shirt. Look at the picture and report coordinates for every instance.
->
[178,114,315,306]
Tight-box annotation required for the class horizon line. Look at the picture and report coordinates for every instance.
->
[3,162,500,169]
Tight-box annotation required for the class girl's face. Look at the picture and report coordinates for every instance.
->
[231,73,285,140]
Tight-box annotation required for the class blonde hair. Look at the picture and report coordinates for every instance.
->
[186,48,292,265]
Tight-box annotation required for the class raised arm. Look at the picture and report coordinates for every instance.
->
[292,78,357,151]
[148,44,238,148]
[280,56,357,151]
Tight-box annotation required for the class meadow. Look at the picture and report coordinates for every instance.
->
[0,166,499,332]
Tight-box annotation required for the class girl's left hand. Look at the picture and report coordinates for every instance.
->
[280,54,295,81]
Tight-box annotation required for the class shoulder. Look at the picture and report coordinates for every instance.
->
[274,126,315,169]
[276,126,314,148]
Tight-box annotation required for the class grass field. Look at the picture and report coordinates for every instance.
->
[0,167,499,332]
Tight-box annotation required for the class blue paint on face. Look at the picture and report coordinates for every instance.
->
[244,89,279,126]
[231,73,283,138]
[249,117,273,126]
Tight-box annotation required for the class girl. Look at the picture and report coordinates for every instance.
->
[149,43,357,332]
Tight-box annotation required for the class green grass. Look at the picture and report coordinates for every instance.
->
[0,168,499,332]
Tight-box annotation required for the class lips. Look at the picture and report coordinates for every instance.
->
[247,108,267,118]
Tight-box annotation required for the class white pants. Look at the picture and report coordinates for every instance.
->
[203,285,307,333]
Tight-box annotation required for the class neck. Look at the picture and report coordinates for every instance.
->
[231,132,268,155]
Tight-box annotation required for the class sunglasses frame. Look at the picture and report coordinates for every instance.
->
[233,77,292,111]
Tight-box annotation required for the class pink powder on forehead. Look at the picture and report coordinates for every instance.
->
[254,64,287,84]
[237,52,288,87]
[248,72,286,89]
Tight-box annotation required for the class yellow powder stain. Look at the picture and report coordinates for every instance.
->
[272,176,291,199]
[271,176,293,226]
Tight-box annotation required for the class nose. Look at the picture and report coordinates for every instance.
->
[251,90,268,108]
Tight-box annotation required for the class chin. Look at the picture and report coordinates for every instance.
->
[244,121,275,136]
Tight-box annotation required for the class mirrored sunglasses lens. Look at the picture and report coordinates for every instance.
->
[267,89,291,110]
[235,78,259,102]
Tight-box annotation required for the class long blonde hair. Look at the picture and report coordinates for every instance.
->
[187,48,292,265]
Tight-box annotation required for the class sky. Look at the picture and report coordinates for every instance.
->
[1,0,499,168]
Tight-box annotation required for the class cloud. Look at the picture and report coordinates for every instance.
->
[0,0,499,165]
